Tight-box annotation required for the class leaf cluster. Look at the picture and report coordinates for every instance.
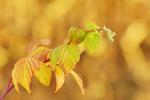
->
[11,23,115,94]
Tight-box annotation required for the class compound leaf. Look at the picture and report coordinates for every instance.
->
[12,57,42,93]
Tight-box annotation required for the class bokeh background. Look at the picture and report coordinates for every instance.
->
[0,0,150,100]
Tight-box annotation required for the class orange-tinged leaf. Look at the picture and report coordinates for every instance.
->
[70,70,85,94]
[55,67,65,93]
[34,64,51,87]
[26,38,51,52]
[12,57,42,93]
[28,46,51,62]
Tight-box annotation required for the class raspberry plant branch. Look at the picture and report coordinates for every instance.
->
[0,23,115,100]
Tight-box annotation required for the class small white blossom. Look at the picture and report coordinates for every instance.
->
[102,26,115,42]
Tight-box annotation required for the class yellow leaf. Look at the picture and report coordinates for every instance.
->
[34,64,51,87]
[55,67,65,93]
[70,70,85,94]
[12,70,19,92]
[12,57,42,94]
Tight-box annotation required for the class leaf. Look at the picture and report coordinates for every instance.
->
[28,46,51,62]
[70,70,84,94]
[85,23,100,31]
[55,67,65,92]
[34,64,51,87]
[12,57,42,93]
[51,45,80,72]
[84,31,101,55]
[26,38,51,53]
[68,27,86,44]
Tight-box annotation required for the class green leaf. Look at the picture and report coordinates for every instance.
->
[85,23,100,31]
[12,57,42,93]
[34,64,51,87]
[51,45,80,72]
[68,27,86,44]
[84,31,101,55]
[55,67,64,92]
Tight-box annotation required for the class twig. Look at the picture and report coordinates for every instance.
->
[0,78,14,100]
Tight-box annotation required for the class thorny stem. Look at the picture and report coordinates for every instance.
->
[0,78,14,100]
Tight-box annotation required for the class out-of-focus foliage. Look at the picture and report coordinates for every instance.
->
[0,0,150,100]
[0,47,9,69]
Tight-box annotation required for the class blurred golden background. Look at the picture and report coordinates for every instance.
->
[0,0,150,100]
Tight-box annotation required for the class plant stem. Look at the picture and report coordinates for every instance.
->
[0,78,14,100]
